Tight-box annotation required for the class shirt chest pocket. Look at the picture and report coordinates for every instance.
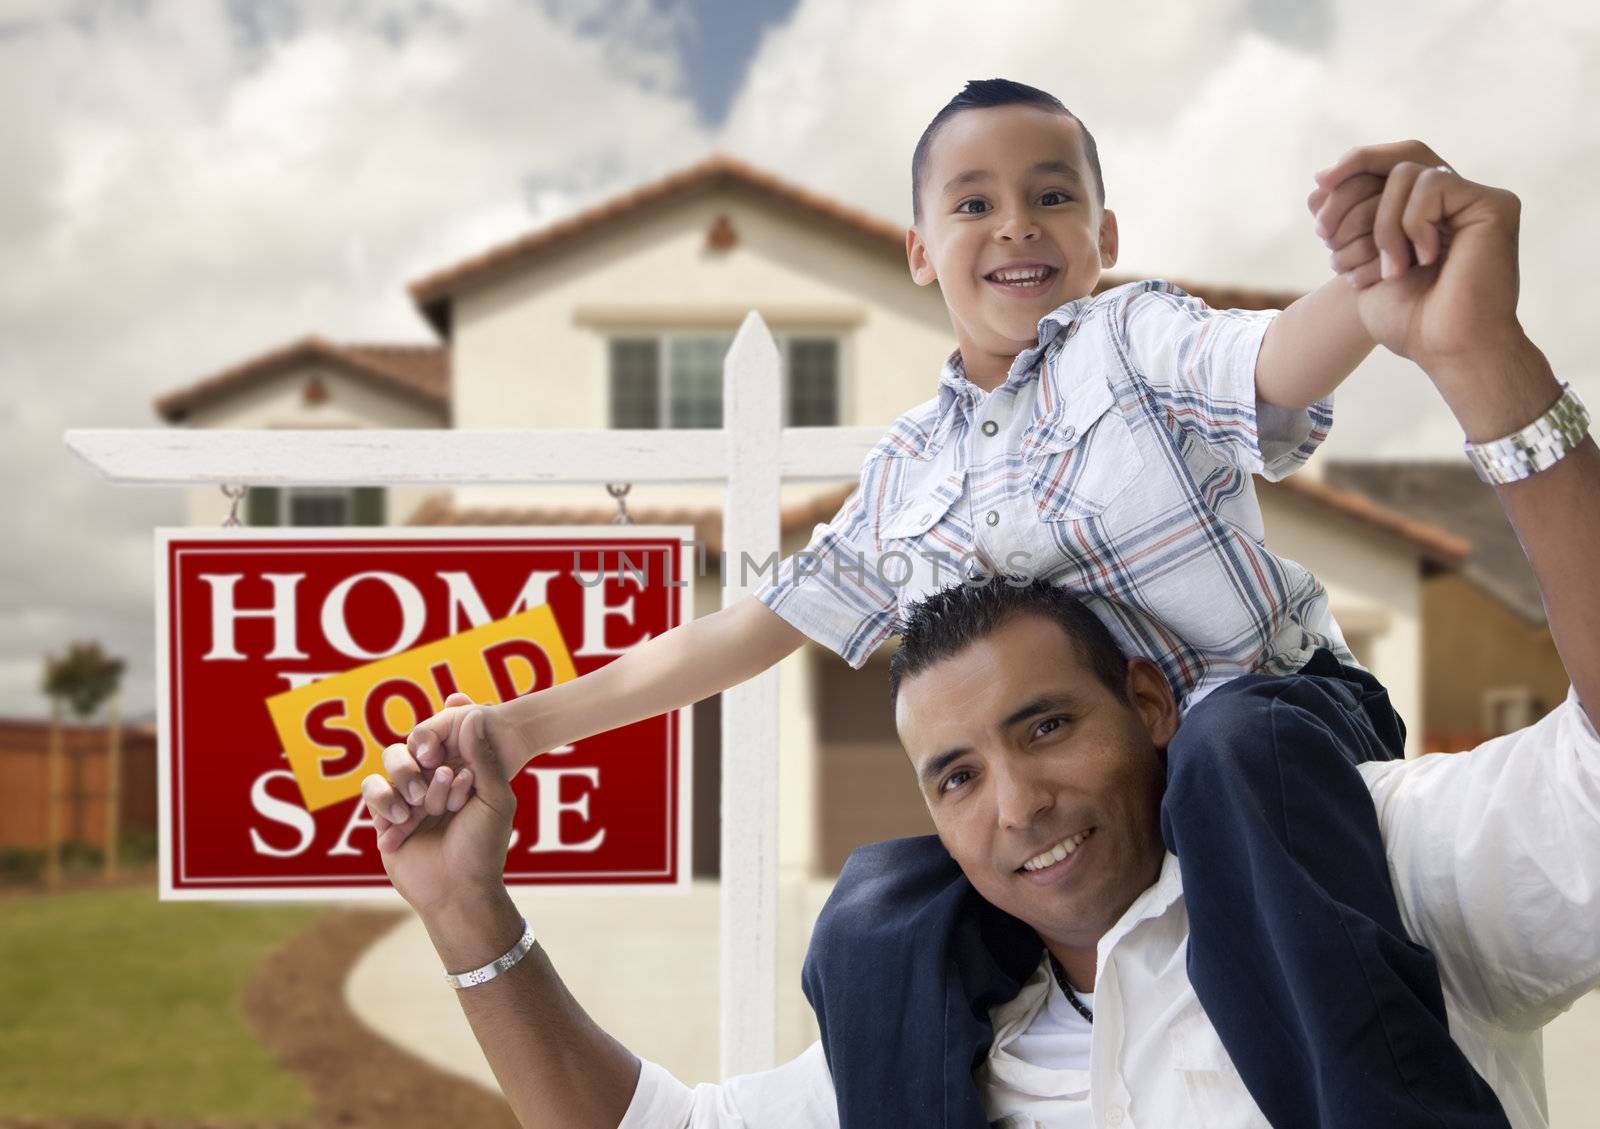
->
[877,468,966,544]
[1021,377,1146,523]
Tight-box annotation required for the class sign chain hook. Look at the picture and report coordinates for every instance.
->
[606,483,634,525]
[220,483,248,527]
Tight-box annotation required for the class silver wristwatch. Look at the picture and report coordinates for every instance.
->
[443,918,537,989]
[1464,382,1590,485]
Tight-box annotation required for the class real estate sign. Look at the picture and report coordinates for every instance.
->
[155,527,691,899]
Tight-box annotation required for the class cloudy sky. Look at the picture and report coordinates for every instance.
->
[5,0,1598,721]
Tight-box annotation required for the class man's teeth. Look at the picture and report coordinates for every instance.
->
[989,267,1053,284]
[1022,829,1093,872]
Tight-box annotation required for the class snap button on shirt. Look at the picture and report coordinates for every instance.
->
[982,419,1000,437]
[986,510,1000,527]
[1060,424,1077,443]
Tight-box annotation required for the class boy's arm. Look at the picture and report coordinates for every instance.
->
[373,595,806,846]
[502,593,807,755]
[1253,276,1376,409]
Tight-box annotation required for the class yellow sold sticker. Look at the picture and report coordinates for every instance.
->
[265,605,577,811]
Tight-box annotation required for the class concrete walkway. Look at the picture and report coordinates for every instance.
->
[348,880,1600,1122]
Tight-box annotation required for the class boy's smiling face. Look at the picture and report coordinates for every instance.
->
[907,104,1118,390]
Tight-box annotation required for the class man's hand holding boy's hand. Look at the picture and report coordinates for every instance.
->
[361,692,518,922]
[1308,140,1527,380]
[363,693,538,852]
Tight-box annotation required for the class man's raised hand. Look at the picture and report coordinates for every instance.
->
[1307,140,1525,373]
[361,692,520,917]
[374,693,539,850]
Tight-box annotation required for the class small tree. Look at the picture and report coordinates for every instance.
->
[41,642,126,887]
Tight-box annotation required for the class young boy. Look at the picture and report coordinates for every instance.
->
[369,81,1511,1126]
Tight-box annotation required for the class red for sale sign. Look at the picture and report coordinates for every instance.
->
[155,527,692,900]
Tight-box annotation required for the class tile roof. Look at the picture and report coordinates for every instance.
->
[154,336,449,423]
[1259,474,1469,571]
[1325,462,1545,624]
[406,152,1305,336]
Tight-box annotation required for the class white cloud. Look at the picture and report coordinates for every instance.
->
[720,0,1600,460]
[1,0,711,718]
[8,0,1600,722]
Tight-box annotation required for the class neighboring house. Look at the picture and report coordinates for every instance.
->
[154,152,1467,876]
[1327,462,1568,751]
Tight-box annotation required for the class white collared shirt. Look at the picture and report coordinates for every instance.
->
[618,692,1600,1128]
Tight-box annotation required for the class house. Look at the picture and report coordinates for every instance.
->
[1326,462,1568,750]
[155,151,1472,874]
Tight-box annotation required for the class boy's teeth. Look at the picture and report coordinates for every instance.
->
[1022,829,1092,872]
[990,267,1052,284]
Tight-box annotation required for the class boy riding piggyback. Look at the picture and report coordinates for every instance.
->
[366,80,1514,1127]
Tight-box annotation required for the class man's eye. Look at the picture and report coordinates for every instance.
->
[955,199,989,215]
[1035,717,1067,738]
[1040,190,1073,206]
[940,769,973,793]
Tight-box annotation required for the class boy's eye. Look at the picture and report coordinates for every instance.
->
[1040,190,1073,206]
[940,769,973,793]
[955,198,989,215]
[1034,716,1067,739]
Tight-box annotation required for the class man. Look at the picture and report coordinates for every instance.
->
[362,146,1600,1128]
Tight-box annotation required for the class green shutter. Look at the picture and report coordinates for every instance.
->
[610,338,661,428]
[351,487,386,526]
[787,338,840,426]
[246,486,280,527]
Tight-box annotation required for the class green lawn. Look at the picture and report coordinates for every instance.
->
[0,883,321,1121]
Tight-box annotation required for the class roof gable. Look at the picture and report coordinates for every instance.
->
[154,336,449,423]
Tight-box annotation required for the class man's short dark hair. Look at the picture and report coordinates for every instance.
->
[888,579,1130,706]
[910,78,1106,225]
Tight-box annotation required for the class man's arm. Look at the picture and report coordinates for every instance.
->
[421,888,644,1127]
[1431,340,1600,719]
[363,700,644,1127]
[1315,142,1600,716]
[362,697,836,1129]
[1314,145,1600,1027]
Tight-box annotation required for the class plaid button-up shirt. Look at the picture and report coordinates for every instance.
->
[756,280,1347,708]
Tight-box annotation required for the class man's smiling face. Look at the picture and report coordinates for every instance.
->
[895,613,1175,969]
[906,104,1118,387]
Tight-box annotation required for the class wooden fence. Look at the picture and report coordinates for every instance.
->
[0,721,157,849]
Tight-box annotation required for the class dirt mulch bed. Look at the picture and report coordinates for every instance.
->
[0,910,519,1129]
[243,909,520,1129]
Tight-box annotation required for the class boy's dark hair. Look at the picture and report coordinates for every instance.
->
[888,578,1129,706]
[911,78,1106,224]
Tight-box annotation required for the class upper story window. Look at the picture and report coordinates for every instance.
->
[609,334,840,429]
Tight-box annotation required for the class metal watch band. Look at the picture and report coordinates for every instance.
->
[1464,382,1590,485]
[443,918,537,989]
